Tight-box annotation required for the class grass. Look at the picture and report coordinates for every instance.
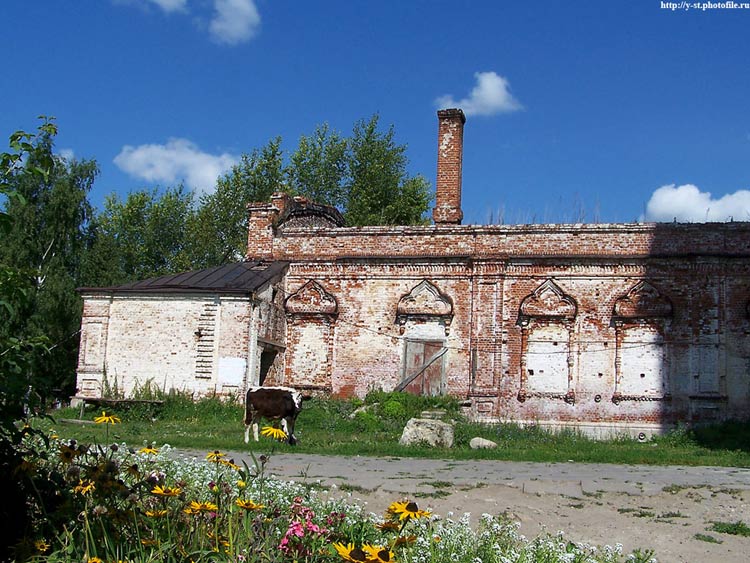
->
[337,483,372,493]
[694,533,723,544]
[658,511,687,519]
[662,484,688,494]
[617,508,655,519]
[709,520,750,536]
[419,480,454,488]
[47,391,750,467]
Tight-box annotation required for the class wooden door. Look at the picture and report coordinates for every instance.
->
[401,340,445,396]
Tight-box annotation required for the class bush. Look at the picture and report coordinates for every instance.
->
[159,392,240,422]
[353,410,381,433]
[363,390,462,421]
[382,399,406,420]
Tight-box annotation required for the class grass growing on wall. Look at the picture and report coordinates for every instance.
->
[50,391,750,467]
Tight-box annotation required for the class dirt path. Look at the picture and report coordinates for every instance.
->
[176,451,750,563]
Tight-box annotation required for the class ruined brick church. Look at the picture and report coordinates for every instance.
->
[76,109,750,438]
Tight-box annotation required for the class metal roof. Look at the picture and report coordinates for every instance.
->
[78,261,288,295]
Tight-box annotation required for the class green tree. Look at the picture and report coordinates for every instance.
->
[184,137,284,268]
[0,119,61,560]
[344,115,431,226]
[86,186,195,284]
[211,116,431,243]
[0,118,98,398]
[287,123,348,208]
[90,116,431,283]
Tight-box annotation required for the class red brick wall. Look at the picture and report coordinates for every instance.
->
[262,220,750,436]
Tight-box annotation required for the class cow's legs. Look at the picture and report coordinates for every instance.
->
[283,416,297,445]
[252,421,260,442]
[244,424,250,444]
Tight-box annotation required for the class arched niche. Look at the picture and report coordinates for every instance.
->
[516,279,577,403]
[283,280,338,392]
[285,280,338,317]
[396,279,454,336]
[395,280,453,396]
[611,281,673,403]
[518,279,577,325]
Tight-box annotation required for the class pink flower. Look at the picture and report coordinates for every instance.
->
[292,521,305,537]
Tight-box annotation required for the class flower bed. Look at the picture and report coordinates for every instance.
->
[12,418,657,562]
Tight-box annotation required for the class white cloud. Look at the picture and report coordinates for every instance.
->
[114,0,261,45]
[113,0,187,13]
[209,0,261,45]
[435,71,523,117]
[147,0,187,12]
[114,138,239,193]
[642,183,750,222]
[58,148,75,162]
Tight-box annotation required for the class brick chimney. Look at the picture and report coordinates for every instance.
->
[246,200,280,260]
[432,108,466,225]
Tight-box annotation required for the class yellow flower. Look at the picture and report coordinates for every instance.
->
[237,480,247,489]
[235,498,264,511]
[219,458,241,471]
[205,450,226,463]
[363,544,396,563]
[260,425,288,441]
[34,539,50,553]
[145,509,168,518]
[332,542,371,562]
[15,459,36,476]
[138,446,158,455]
[59,444,78,464]
[375,521,400,532]
[186,500,218,513]
[94,411,121,425]
[87,557,103,563]
[151,485,181,497]
[74,479,95,495]
[387,501,430,521]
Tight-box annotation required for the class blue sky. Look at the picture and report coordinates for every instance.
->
[2,0,749,224]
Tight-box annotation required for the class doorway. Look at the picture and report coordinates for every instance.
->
[399,339,446,396]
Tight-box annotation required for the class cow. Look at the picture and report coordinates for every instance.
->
[243,386,304,445]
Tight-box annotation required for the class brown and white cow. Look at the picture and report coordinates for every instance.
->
[243,386,304,445]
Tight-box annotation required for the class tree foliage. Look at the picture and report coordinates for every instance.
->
[0,117,97,398]
[0,119,65,558]
[85,186,195,283]
[183,115,432,263]
[287,123,348,208]
[344,115,431,226]
[185,138,285,269]
[288,114,432,226]
[95,115,433,272]
[0,114,431,408]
